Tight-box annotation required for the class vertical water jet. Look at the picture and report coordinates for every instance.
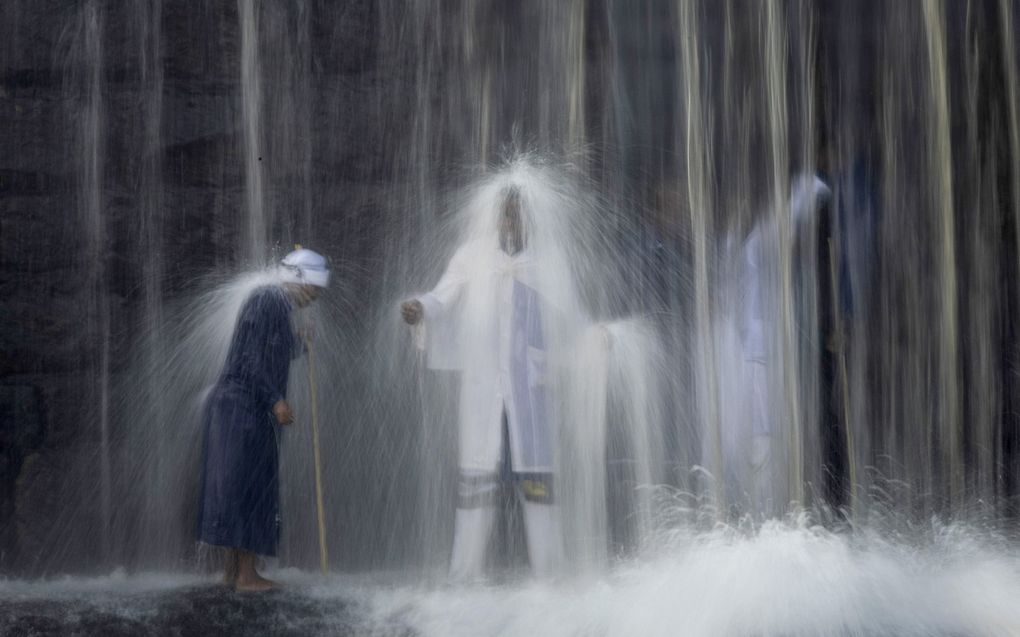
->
[239,0,266,265]
[921,0,963,511]
[676,0,723,513]
[72,0,112,565]
[761,0,799,506]
[137,0,170,566]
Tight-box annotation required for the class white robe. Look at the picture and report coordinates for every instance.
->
[718,173,831,509]
[418,240,554,474]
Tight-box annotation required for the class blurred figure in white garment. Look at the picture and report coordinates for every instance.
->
[716,173,831,516]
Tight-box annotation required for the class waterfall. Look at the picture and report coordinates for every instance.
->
[4,1,1020,609]
[239,0,266,265]
[68,0,112,566]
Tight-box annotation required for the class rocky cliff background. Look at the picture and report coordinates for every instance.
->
[3,0,1019,576]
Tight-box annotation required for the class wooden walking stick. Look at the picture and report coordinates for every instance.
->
[291,243,328,572]
[307,333,329,573]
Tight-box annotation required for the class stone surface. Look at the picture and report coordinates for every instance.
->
[0,584,408,637]
[0,385,43,570]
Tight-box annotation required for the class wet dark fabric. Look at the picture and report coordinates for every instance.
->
[197,286,296,557]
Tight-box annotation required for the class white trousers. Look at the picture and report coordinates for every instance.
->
[451,407,564,579]
[449,497,564,580]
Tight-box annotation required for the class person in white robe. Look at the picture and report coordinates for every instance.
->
[401,186,566,579]
[717,173,831,515]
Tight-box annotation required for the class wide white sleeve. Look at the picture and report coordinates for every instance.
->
[415,245,472,370]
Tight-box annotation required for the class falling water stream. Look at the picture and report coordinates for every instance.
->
[4,1,1020,635]
[64,0,114,566]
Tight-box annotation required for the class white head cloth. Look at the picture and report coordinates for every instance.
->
[280,247,330,288]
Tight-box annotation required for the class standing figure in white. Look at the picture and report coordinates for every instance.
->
[401,184,565,579]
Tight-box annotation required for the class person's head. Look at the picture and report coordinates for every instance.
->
[498,186,525,255]
[283,282,321,307]
[279,247,329,307]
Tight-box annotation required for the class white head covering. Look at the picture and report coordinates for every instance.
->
[789,173,832,225]
[280,247,330,288]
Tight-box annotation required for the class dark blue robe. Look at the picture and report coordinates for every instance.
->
[197,285,296,556]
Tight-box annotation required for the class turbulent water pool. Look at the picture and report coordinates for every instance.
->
[3,523,1019,637]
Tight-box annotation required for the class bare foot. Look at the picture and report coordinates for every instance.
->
[233,550,276,592]
[234,572,276,592]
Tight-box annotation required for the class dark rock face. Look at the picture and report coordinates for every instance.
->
[2,0,1019,579]
[0,0,391,574]
[0,386,44,567]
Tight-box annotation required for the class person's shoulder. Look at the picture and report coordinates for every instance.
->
[248,284,285,301]
[245,285,290,315]
[448,239,489,267]
[812,174,832,203]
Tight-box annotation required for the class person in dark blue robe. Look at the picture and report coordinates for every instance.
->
[197,248,329,591]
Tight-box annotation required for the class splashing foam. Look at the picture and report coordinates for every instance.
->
[359,521,1020,637]
[2,523,1018,636]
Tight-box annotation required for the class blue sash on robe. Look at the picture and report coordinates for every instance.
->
[509,279,551,471]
